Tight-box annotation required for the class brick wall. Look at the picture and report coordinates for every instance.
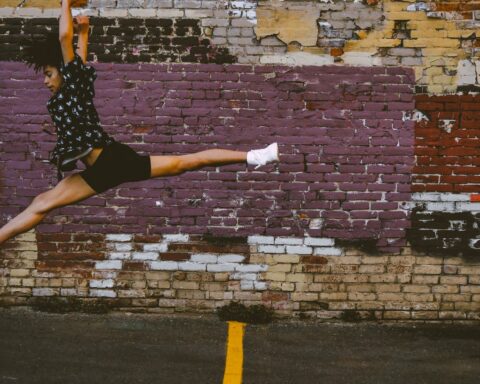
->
[0,62,415,253]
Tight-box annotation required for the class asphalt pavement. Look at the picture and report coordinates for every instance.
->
[0,308,479,384]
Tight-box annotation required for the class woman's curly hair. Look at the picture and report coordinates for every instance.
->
[21,32,72,73]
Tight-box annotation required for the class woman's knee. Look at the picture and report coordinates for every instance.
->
[31,192,55,214]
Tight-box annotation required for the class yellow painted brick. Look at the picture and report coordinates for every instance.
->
[443,294,471,302]
[267,282,283,290]
[348,292,376,301]
[378,293,405,301]
[455,302,480,311]
[272,255,300,264]
[439,311,467,320]
[339,274,369,283]
[402,39,428,48]
[402,285,431,293]
[444,257,465,265]
[331,265,359,274]
[21,278,35,287]
[423,48,459,57]
[264,272,286,282]
[49,279,62,287]
[328,302,355,310]
[457,266,480,275]
[472,295,480,302]
[313,275,343,283]
[346,284,375,293]
[404,293,434,302]
[319,292,348,301]
[411,311,438,320]
[385,302,411,310]
[410,30,448,38]
[201,282,226,291]
[361,256,389,264]
[440,276,468,285]
[440,302,455,310]
[291,292,319,301]
[295,282,309,292]
[281,282,295,291]
[460,286,480,294]
[249,255,268,264]
[172,281,199,290]
[9,269,30,278]
[412,275,439,284]
[388,11,426,20]
[375,284,401,293]
[369,274,396,283]
[328,256,361,265]
[268,264,292,273]
[214,273,230,281]
[383,311,411,319]
[413,265,442,275]
[432,285,459,294]
[146,271,172,281]
[412,302,440,311]
[389,256,416,266]
[356,301,384,310]
[359,265,385,274]
[286,274,313,283]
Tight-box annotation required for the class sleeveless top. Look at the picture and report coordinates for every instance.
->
[46,53,115,181]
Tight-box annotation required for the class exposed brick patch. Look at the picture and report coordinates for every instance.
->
[413,95,480,193]
[0,17,236,64]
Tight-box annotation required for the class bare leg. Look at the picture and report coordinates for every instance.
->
[149,149,247,178]
[0,174,96,245]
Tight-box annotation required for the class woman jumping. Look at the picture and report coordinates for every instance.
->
[0,0,279,246]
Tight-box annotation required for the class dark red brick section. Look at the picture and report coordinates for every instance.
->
[0,62,415,253]
[414,94,480,193]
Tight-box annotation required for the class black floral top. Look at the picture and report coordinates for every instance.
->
[46,53,114,181]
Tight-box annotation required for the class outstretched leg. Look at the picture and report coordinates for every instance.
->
[0,174,96,245]
[149,149,247,178]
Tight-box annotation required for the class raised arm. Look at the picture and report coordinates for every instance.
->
[59,0,75,65]
[75,16,90,64]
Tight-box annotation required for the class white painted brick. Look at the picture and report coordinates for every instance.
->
[60,288,78,296]
[89,279,115,288]
[254,281,268,290]
[440,193,470,202]
[163,234,189,242]
[178,262,207,271]
[15,8,42,17]
[456,202,480,211]
[304,237,335,247]
[144,243,168,252]
[248,235,275,245]
[232,273,258,281]
[115,243,133,252]
[240,281,254,290]
[313,247,343,256]
[258,245,286,254]
[275,237,303,245]
[89,289,116,298]
[108,252,131,260]
[201,18,230,27]
[191,254,218,263]
[235,264,268,273]
[207,264,237,272]
[156,9,184,18]
[128,8,157,17]
[99,8,128,17]
[95,260,123,270]
[106,234,132,242]
[217,254,245,263]
[150,261,178,270]
[425,202,455,212]
[411,192,441,201]
[286,246,313,255]
[0,8,15,17]
[185,9,214,18]
[32,288,55,296]
[132,252,158,261]
[42,8,62,18]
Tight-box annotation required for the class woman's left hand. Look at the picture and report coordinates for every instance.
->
[73,15,90,34]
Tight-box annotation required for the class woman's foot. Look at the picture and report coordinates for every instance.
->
[247,143,280,169]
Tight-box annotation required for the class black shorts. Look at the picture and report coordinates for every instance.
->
[80,141,151,193]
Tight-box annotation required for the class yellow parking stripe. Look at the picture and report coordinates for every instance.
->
[223,321,246,384]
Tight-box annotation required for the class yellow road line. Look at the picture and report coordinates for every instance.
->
[223,321,246,384]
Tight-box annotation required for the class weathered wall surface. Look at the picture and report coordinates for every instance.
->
[0,0,479,321]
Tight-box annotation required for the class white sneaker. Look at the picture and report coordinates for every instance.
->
[247,143,280,170]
